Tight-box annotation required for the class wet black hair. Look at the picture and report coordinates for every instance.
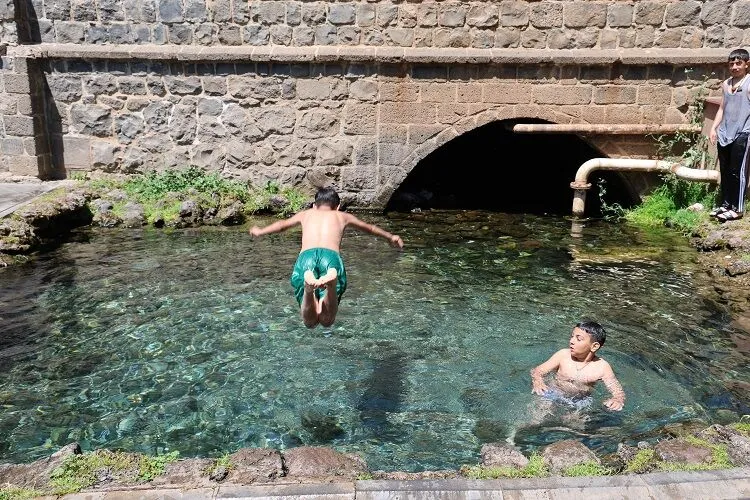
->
[314,187,340,208]
[575,320,606,346]
[728,49,750,62]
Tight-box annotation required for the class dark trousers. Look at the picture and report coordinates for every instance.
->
[718,132,750,212]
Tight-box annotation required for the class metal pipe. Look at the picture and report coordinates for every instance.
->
[512,124,701,135]
[570,158,719,217]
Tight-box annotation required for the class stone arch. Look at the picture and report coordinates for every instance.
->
[375,109,645,213]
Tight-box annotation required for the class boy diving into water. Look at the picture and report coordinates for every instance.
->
[249,188,403,328]
[531,321,625,411]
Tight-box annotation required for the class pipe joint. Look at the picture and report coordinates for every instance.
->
[570,181,592,190]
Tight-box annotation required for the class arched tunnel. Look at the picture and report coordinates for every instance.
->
[386,119,640,216]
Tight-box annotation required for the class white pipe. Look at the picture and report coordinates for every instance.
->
[513,124,701,135]
[571,158,719,217]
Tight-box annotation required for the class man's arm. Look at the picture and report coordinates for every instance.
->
[709,85,726,145]
[344,213,404,248]
[249,212,303,237]
[601,362,625,411]
[530,349,564,395]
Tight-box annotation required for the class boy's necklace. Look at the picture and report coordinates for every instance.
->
[729,74,749,93]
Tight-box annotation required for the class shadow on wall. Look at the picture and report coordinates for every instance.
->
[387,119,639,216]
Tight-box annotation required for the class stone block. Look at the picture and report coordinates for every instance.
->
[500,1,529,27]
[380,102,435,124]
[329,4,355,25]
[4,73,30,94]
[297,109,339,139]
[159,0,183,22]
[434,27,471,48]
[253,106,295,135]
[605,104,642,124]
[379,83,419,102]
[535,85,592,105]
[701,0,733,25]
[315,140,352,166]
[57,21,87,43]
[666,1,701,27]
[297,79,335,100]
[46,0,71,20]
[315,24,337,45]
[164,76,202,95]
[637,86,672,105]
[342,103,376,135]
[353,141,377,165]
[530,3,563,28]
[72,0,97,21]
[547,29,576,49]
[399,4,418,28]
[302,3,326,25]
[253,1,285,25]
[118,77,147,95]
[421,83,456,103]
[418,4,438,27]
[3,115,35,136]
[385,28,414,47]
[437,103,468,124]
[494,28,521,48]
[244,24,270,45]
[99,0,125,21]
[62,136,91,166]
[357,3,376,27]
[378,124,407,144]
[593,86,637,104]
[467,5,498,28]
[483,83,532,104]
[438,4,466,28]
[564,3,607,28]
[349,80,378,102]
[732,2,750,27]
[8,155,40,176]
[457,84,482,103]
[408,124,444,145]
[378,142,412,166]
[635,2,666,26]
[341,166,377,191]
[655,28,683,48]
[1,138,24,156]
[521,27,546,48]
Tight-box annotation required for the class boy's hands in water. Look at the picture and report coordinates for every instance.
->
[604,397,624,411]
[249,226,262,237]
[531,378,548,395]
[390,235,404,249]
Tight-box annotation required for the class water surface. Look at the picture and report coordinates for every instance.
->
[1,211,748,471]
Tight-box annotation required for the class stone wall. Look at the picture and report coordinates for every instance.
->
[5,0,749,50]
[0,0,740,207]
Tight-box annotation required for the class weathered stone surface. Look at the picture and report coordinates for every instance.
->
[227,448,283,483]
[283,446,367,478]
[542,440,599,473]
[70,105,112,136]
[654,439,713,464]
[0,443,80,487]
[480,442,529,468]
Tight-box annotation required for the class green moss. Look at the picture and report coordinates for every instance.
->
[49,449,179,494]
[356,473,374,481]
[144,200,182,226]
[50,450,138,494]
[137,451,179,482]
[205,453,232,477]
[0,487,43,500]
[562,461,612,477]
[624,448,656,474]
[461,454,549,479]
[729,422,750,435]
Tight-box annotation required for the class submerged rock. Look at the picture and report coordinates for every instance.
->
[653,439,712,464]
[541,439,599,473]
[480,442,529,468]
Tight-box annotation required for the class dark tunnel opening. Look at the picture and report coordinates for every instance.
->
[386,119,639,216]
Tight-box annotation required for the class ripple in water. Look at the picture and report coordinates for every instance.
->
[0,211,748,471]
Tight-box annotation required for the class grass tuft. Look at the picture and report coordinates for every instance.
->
[562,461,612,477]
[461,454,549,479]
[0,486,43,500]
[624,449,656,474]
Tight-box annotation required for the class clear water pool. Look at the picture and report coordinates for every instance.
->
[1,211,748,471]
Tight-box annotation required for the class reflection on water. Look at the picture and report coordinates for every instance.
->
[0,211,748,471]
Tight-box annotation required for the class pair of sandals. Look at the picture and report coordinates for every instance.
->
[710,205,743,222]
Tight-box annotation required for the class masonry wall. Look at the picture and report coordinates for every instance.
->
[6,0,750,49]
[0,0,741,207]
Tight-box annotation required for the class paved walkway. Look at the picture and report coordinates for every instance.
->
[59,468,750,499]
[0,181,69,218]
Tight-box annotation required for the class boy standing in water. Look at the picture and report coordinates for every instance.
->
[709,48,750,222]
[250,188,403,328]
[531,321,625,411]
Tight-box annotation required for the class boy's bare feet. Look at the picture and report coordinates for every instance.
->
[317,268,338,287]
[304,270,317,290]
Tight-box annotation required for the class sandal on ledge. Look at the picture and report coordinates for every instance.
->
[717,210,743,223]
[710,206,729,217]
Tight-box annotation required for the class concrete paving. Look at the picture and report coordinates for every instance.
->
[58,468,750,500]
[0,181,70,218]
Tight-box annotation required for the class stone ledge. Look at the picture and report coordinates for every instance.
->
[7,44,730,65]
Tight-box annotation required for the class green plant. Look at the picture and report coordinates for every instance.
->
[562,461,612,477]
[0,487,43,500]
[124,166,250,202]
[137,451,179,482]
[206,453,232,477]
[49,450,136,494]
[461,454,549,479]
[730,421,750,435]
[356,473,374,480]
[624,448,656,474]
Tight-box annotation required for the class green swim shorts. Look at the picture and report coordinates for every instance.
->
[290,247,347,305]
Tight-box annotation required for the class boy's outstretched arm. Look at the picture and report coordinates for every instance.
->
[344,213,404,248]
[530,349,564,395]
[249,213,303,237]
[601,363,625,411]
